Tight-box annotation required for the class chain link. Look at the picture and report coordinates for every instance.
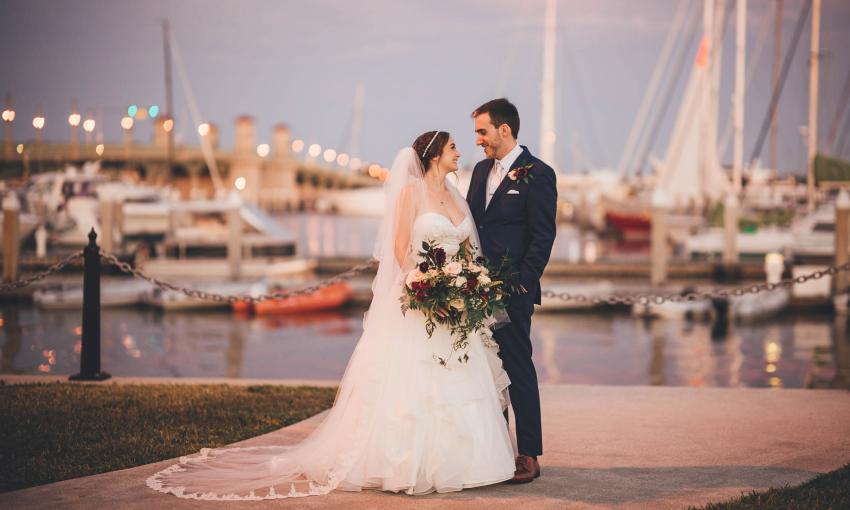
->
[6,248,848,307]
[0,251,84,293]
[99,249,378,304]
[540,261,850,306]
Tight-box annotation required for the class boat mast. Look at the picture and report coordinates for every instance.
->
[732,0,746,193]
[162,20,175,176]
[770,0,783,175]
[807,0,821,211]
[540,0,557,170]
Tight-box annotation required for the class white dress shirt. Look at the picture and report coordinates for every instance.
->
[486,142,522,209]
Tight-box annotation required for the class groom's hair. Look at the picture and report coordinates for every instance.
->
[471,98,520,139]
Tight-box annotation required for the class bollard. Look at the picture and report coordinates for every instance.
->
[70,228,111,381]
[650,189,671,286]
[834,189,850,295]
[2,191,20,282]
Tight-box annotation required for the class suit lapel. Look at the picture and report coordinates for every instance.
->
[470,160,491,219]
[485,146,531,216]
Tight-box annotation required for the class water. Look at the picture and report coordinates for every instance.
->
[2,302,847,389]
[2,213,847,389]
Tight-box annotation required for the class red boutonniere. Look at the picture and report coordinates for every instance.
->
[507,163,535,184]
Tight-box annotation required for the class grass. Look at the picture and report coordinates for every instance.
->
[691,461,850,510]
[0,382,337,493]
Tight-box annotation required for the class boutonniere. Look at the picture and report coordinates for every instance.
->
[507,163,535,184]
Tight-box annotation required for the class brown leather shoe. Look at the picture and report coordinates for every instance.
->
[507,455,541,484]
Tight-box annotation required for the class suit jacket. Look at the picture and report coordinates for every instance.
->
[466,145,557,306]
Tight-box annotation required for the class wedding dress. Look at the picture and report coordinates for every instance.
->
[146,147,516,500]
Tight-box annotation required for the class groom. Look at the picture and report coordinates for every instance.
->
[466,98,557,484]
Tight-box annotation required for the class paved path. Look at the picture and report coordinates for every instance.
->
[2,384,849,509]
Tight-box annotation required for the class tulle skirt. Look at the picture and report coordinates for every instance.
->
[146,289,515,500]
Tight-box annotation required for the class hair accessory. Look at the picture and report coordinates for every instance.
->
[421,131,440,159]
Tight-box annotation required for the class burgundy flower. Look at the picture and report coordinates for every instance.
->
[434,248,446,266]
[514,167,529,180]
[419,261,429,273]
[466,276,478,291]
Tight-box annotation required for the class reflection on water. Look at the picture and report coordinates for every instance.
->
[1,302,848,389]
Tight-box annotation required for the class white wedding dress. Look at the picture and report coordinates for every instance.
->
[146,171,517,499]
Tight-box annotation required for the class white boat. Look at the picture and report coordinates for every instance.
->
[789,202,843,261]
[137,197,312,279]
[684,227,794,261]
[539,281,615,312]
[632,291,714,320]
[325,187,384,217]
[729,289,789,322]
[141,281,268,311]
[33,280,152,310]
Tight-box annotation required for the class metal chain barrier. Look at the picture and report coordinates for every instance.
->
[4,249,848,307]
[541,261,850,306]
[99,249,378,304]
[0,251,84,293]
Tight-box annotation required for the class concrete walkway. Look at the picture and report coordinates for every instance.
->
[2,384,849,510]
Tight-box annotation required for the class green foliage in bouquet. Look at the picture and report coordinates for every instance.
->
[400,240,516,365]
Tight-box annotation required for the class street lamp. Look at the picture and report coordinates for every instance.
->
[2,94,14,159]
[82,116,95,145]
[32,114,45,144]
[121,116,134,158]
[68,101,81,159]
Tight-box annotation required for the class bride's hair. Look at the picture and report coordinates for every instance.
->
[412,131,450,173]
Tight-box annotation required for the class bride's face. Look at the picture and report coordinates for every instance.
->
[435,137,460,173]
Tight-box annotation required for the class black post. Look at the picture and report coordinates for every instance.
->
[70,228,111,381]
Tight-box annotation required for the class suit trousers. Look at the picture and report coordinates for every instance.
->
[493,298,542,457]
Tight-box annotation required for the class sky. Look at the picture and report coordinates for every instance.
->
[1,0,849,176]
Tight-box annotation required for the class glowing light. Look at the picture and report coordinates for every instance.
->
[1,109,14,123]
[256,143,270,157]
[32,116,45,130]
[136,107,149,120]
[349,157,362,170]
[368,164,380,178]
[308,143,321,158]
[68,113,81,127]
[95,144,104,156]
[197,122,210,136]
[82,119,96,133]
[323,148,337,163]
[765,363,777,373]
[291,139,305,153]
[15,144,24,154]
[120,116,134,130]
[163,118,174,132]
[127,104,138,117]
[234,176,247,190]
[148,105,160,118]
[336,153,350,167]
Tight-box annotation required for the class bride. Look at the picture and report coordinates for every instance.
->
[146,131,517,500]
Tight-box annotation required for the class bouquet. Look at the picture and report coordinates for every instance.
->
[401,240,515,365]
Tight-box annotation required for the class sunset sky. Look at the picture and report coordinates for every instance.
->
[2,0,849,175]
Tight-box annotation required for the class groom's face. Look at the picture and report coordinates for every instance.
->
[474,113,508,160]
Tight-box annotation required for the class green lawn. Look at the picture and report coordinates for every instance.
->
[0,382,336,493]
[690,462,850,510]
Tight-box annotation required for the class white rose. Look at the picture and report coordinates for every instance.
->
[453,276,467,287]
[468,264,482,274]
[444,261,463,276]
[478,275,491,285]
[449,298,466,311]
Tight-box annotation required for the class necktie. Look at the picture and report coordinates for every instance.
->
[486,160,503,209]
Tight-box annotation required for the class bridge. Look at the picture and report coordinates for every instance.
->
[0,115,379,211]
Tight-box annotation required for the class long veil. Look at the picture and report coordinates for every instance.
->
[146,147,508,501]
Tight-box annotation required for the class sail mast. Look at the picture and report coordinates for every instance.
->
[162,20,175,175]
[732,0,746,193]
[807,0,821,211]
[540,0,557,170]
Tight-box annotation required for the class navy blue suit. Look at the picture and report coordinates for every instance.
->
[466,145,557,457]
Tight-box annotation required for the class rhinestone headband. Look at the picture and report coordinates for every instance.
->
[420,131,441,159]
